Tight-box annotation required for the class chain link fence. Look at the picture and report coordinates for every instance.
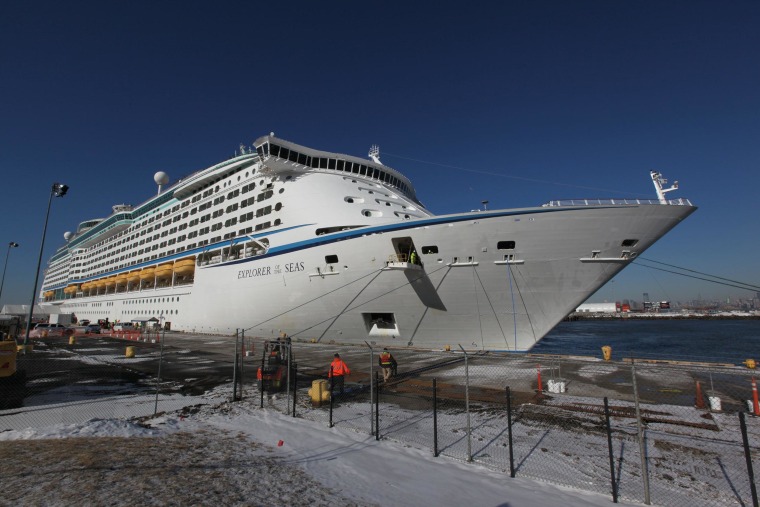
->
[0,330,206,430]
[4,329,760,506]
[237,339,760,507]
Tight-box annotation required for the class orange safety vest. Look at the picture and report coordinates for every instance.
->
[379,352,394,367]
[329,358,350,377]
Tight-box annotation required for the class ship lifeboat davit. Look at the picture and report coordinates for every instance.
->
[139,267,156,280]
[173,257,196,276]
[154,263,173,279]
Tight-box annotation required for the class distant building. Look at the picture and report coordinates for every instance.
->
[575,302,618,313]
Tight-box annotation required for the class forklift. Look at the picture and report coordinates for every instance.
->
[256,336,294,392]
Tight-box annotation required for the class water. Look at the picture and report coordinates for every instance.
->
[532,318,760,365]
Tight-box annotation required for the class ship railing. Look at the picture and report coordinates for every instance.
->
[542,197,692,207]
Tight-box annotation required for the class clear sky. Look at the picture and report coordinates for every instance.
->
[1,1,758,308]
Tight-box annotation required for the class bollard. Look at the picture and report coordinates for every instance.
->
[125,346,135,358]
[602,345,612,361]
[69,336,76,345]
[745,359,757,370]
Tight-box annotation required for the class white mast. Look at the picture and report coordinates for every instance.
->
[651,170,678,204]
[368,144,382,165]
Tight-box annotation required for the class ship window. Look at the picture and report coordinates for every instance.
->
[421,246,438,254]
[310,157,319,168]
[297,152,307,165]
[328,158,336,170]
[352,164,360,174]
[621,239,639,247]
[497,241,516,250]
[270,144,280,157]
[372,168,380,179]
[325,255,339,264]
[288,150,298,163]
[337,160,345,171]
[345,162,353,173]
[279,147,289,159]
[319,158,327,169]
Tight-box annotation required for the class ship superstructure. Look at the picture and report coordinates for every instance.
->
[39,135,696,350]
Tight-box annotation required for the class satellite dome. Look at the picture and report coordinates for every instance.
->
[64,231,73,241]
[154,171,169,185]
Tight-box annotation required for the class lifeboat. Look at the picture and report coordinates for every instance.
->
[173,257,196,275]
[127,270,141,283]
[80,282,91,291]
[95,279,107,288]
[114,274,128,285]
[139,267,156,280]
[44,290,55,298]
[104,276,117,287]
[64,285,80,294]
[154,263,174,279]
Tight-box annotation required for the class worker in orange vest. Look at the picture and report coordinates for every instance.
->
[328,353,351,395]
[378,348,397,382]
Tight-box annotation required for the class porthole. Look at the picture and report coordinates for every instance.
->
[279,188,284,194]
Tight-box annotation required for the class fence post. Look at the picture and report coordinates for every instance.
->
[239,329,245,400]
[232,329,239,402]
[458,345,472,462]
[506,386,515,478]
[259,341,265,409]
[292,364,297,417]
[153,326,165,415]
[375,370,380,441]
[739,412,759,507]
[631,360,651,505]
[285,342,291,415]
[329,367,334,428]
[604,397,618,503]
[433,378,439,457]
[365,341,375,435]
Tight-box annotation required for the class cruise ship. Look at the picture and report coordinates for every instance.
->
[39,135,696,350]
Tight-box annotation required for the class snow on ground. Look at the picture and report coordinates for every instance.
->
[0,385,625,507]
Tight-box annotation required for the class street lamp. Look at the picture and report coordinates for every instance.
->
[23,183,69,347]
[0,242,20,304]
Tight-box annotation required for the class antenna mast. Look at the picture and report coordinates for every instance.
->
[650,170,679,204]
[368,145,382,165]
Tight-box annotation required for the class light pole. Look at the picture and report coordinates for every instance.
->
[23,183,69,347]
[0,242,20,304]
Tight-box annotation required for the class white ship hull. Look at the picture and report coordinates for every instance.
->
[41,135,695,350]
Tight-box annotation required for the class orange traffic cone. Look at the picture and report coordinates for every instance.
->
[695,381,705,409]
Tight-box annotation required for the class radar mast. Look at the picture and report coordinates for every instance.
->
[651,170,679,204]
[368,144,382,165]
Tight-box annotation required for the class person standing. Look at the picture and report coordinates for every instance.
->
[329,353,351,395]
[378,348,396,382]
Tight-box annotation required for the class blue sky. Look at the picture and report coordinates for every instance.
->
[1,1,759,308]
